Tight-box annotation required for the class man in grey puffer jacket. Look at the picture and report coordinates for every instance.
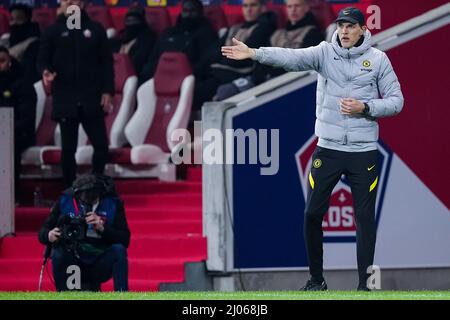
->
[222,7,404,291]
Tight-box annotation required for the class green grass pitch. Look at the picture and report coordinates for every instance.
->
[0,291,449,300]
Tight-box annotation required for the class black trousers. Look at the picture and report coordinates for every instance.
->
[52,244,129,292]
[59,110,108,188]
[304,146,379,287]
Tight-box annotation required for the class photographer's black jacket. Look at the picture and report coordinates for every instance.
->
[37,12,114,120]
[38,189,130,249]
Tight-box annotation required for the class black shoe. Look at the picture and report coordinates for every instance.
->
[357,285,371,292]
[301,279,328,291]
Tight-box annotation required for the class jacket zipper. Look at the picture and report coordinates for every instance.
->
[343,52,352,145]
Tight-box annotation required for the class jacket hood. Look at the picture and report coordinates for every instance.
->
[331,29,372,58]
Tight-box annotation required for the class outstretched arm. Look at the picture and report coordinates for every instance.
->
[221,37,256,60]
[222,38,326,73]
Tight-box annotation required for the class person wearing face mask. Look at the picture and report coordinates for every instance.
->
[110,6,156,72]
[0,4,41,83]
[38,174,130,291]
[222,7,404,291]
[139,0,217,84]
[0,46,37,203]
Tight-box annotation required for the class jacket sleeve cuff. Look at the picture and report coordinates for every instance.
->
[252,48,263,62]
[367,101,376,116]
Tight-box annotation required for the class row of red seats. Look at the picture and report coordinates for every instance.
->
[0,5,239,37]
[0,3,338,38]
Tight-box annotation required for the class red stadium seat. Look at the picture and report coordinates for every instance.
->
[204,5,228,34]
[222,4,244,27]
[145,6,172,35]
[75,53,138,165]
[168,5,182,26]
[0,8,10,37]
[85,5,117,38]
[308,0,337,33]
[226,13,245,27]
[21,81,58,166]
[111,8,127,32]
[124,52,194,170]
[32,6,57,32]
[267,4,288,29]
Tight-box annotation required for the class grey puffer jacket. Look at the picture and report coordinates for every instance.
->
[253,30,404,152]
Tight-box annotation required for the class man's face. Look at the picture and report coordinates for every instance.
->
[242,0,264,23]
[337,21,365,48]
[10,9,28,26]
[181,1,201,19]
[0,52,11,72]
[286,0,309,25]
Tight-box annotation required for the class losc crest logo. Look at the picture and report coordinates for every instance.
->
[295,136,393,242]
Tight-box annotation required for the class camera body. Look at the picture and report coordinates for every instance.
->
[56,213,88,257]
[59,214,87,244]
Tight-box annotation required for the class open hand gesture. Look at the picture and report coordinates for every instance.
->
[221,38,255,61]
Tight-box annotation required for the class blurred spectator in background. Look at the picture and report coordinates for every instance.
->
[110,6,156,72]
[215,0,324,100]
[56,0,69,17]
[0,3,41,83]
[37,0,114,188]
[0,46,37,201]
[139,0,217,84]
[192,0,276,111]
[260,0,324,79]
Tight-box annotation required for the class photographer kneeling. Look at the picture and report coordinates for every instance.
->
[38,174,131,291]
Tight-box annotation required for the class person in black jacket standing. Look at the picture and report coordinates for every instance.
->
[0,46,36,202]
[37,0,114,188]
[38,174,130,291]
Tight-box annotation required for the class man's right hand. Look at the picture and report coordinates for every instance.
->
[48,227,61,243]
[42,69,57,87]
[221,38,255,61]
